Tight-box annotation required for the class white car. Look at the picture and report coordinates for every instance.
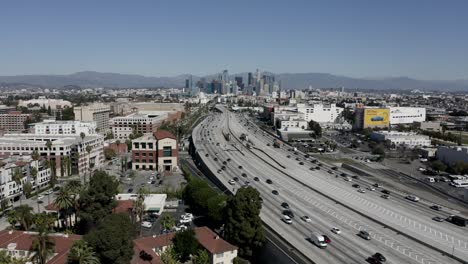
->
[45,190,53,195]
[331,227,341,234]
[141,221,153,228]
[174,225,188,231]
[282,215,293,224]
[37,195,44,200]
[147,181,152,184]
[300,215,312,223]
[228,180,235,185]
[357,189,366,193]
[180,217,191,224]
[367,187,375,191]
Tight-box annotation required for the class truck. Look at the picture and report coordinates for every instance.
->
[273,139,282,148]
[447,215,467,227]
[310,232,327,248]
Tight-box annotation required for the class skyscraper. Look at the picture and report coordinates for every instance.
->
[248,72,253,86]
[235,77,244,91]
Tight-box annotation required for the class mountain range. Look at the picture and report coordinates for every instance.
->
[0,71,467,91]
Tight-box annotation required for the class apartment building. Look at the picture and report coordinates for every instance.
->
[370,131,431,148]
[0,105,16,114]
[74,103,110,132]
[0,156,51,204]
[297,103,343,123]
[0,111,31,133]
[0,134,104,177]
[111,111,182,139]
[31,120,97,135]
[131,130,178,171]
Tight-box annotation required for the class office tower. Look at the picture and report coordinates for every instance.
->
[185,79,190,89]
[235,77,244,91]
[248,72,253,86]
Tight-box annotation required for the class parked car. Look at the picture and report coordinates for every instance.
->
[141,221,153,228]
[357,189,366,193]
[241,173,247,177]
[373,252,386,262]
[228,180,235,185]
[323,235,331,244]
[352,184,360,188]
[381,195,389,199]
[283,210,294,218]
[253,177,259,181]
[381,189,390,194]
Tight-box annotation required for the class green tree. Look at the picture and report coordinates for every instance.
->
[193,249,209,264]
[307,120,322,138]
[13,167,24,205]
[0,250,27,264]
[134,187,149,235]
[23,182,33,198]
[61,107,75,120]
[224,187,264,258]
[160,246,180,264]
[33,213,56,232]
[172,229,199,262]
[84,214,134,264]
[29,228,55,264]
[430,160,447,172]
[67,240,100,264]
[104,148,116,160]
[161,214,176,230]
[8,204,34,230]
[55,189,74,229]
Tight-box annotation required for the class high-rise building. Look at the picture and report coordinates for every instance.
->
[248,72,254,86]
[185,79,190,89]
[235,77,244,91]
[73,103,110,132]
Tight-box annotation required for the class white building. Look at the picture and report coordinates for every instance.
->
[297,103,343,123]
[74,103,110,132]
[31,120,97,135]
[18,98,72,110]
[276,117,309,131]
[390,107,426,125]
[0,134,104,177]
[437,146,468,165]
[115,193,167,215]
[370,131,431,148]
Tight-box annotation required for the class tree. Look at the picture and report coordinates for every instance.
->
[308,120,322,138]
[80,133,86,142]
[0,250,27,264]
[134,187,149,235]
[104,148,116,160]
[193,249,209,264]
[7,204,34,230]
[13,167,24,205]
[372,144,386,156]
[30,228,55,264]
[138,250,153,263]
[125,139,132,151]
[172,229,199,262]
[161,214,176,230]
[224,187,264,258]
[33,213,56,232]
[23,182,33,198]
[61,107,74,120]
[84,214,135,264]
[55,189,74,229]
[160,246,180,264]
[67,240,100,264]
[430,160,447,172]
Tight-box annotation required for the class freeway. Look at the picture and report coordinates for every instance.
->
[192,106,466,264]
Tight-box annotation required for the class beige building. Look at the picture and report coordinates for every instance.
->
[0,111,31,133]
[74,103,110,132]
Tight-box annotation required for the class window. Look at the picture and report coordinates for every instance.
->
[216,252,224,258]
[163,146,172,157]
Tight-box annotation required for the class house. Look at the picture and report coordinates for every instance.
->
[0,230,80,264]
[132,226,238,264]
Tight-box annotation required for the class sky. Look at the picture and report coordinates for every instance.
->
[0,0,467,80]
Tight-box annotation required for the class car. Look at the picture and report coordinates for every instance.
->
[174,224,188,232]
[45,189,53,195]
[217,169,222,173]
[432,216,445,222]
[367,186,375,191]
[373,253,386,262]
[373,183,380,187]
[228,180,235,185]
[241,173,247,177]
[430,205,442,211]
[299,162,304,165]
[318,163,323,167]
[300,215,312,222]
[222,161,227,165]
[266,179,273,184]
[253,177,259,181]
[227,158,231,162]
[272,190,279,195]
[323,235,331,244]
[267,143,271,146]
[281,202,289,209]
[381,189,390,194]
[286,155,291,158]
[221,166,226,170]
[141,221,153,228]
[37,195,44,200]
[283,210,294,218]
[214,157,218,161]
[381,195,389,199]
[331,166,338,170]
[406,195,420,202]
[282,215,293,224]
[205,153,209,157]
[238,165,243,169]
[315,166,321,170]
[351,175,359,179]
[358,230,371,240]
[340,172,347,177]
[244,181,250,186]
[331,227,341,234]
[366,257,382,264]
[309,167,315,171]
[357,189,366,193]
[127,188,134,193]
[352,184,360,188]
[344,177,352,182]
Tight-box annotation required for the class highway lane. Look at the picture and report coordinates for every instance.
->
[194,112,459,264]
[228,110,468,260]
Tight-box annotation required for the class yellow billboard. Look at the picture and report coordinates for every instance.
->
[364,108,389,127]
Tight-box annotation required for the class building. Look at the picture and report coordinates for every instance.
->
[131,130,178,172]
[0,230,80,264]
[17,98,72,118]
[110,111,181,140]
[0,133,104,177]
[275,116,309,131]
[132,226,237,264]
[0,105,16,114]
[437,146,468,165]
[297,103,343,123]
[115,193,167,215]
[74,103,110,132]
[0,155,51,205]
[415,121,442,132]
[389,107,426,125]
[31,120,97,135]
[0,111,31,133]
[354,107,390,130]
[370,131,431,148]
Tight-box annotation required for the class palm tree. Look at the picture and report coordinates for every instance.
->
[13,167,24,205]
[0,250,27,264]
[54,189,74,229]
[65,180,82,224]
[135,187,149,236]
[67,240,100,264]
[29,228,55,264]
[8,204,34,230]
[33,212,56,232]
[32,150,40,162]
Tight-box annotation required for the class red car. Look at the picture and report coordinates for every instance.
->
[323,235,331,244]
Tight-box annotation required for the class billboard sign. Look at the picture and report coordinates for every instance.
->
[364,108,389,127]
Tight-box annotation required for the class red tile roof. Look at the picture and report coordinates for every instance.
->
[45,202,58,211]
[0,230,81,264]
[113,200,134,214]
[131,227,237,264]
[153,130,176,140]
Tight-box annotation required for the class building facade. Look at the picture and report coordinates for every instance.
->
[389,107,426,125]
[297,103,343,123]
[0,111,31,133]
[31,120,97,135]
[74,103,110,132]
[437,146,468,165]
[370,131,431,148]
[131,131,178,171]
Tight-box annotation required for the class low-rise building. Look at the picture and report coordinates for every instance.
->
[0,230,80,264]
[415,121,442,132]
[132,226,237,264]
[0,111,31,133]
[0,133,104,177]
[115,193,167,215]
[297,103,343,123]
[74,103,110,132]
[389,107,426,125]
[131,131,178,172]
[370,131,431,148]
[31,119,97,135]
[437,146,468,165]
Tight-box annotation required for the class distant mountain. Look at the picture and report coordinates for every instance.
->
[0,71,467,91]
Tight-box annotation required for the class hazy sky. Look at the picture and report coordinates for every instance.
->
[1,0,467,79]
